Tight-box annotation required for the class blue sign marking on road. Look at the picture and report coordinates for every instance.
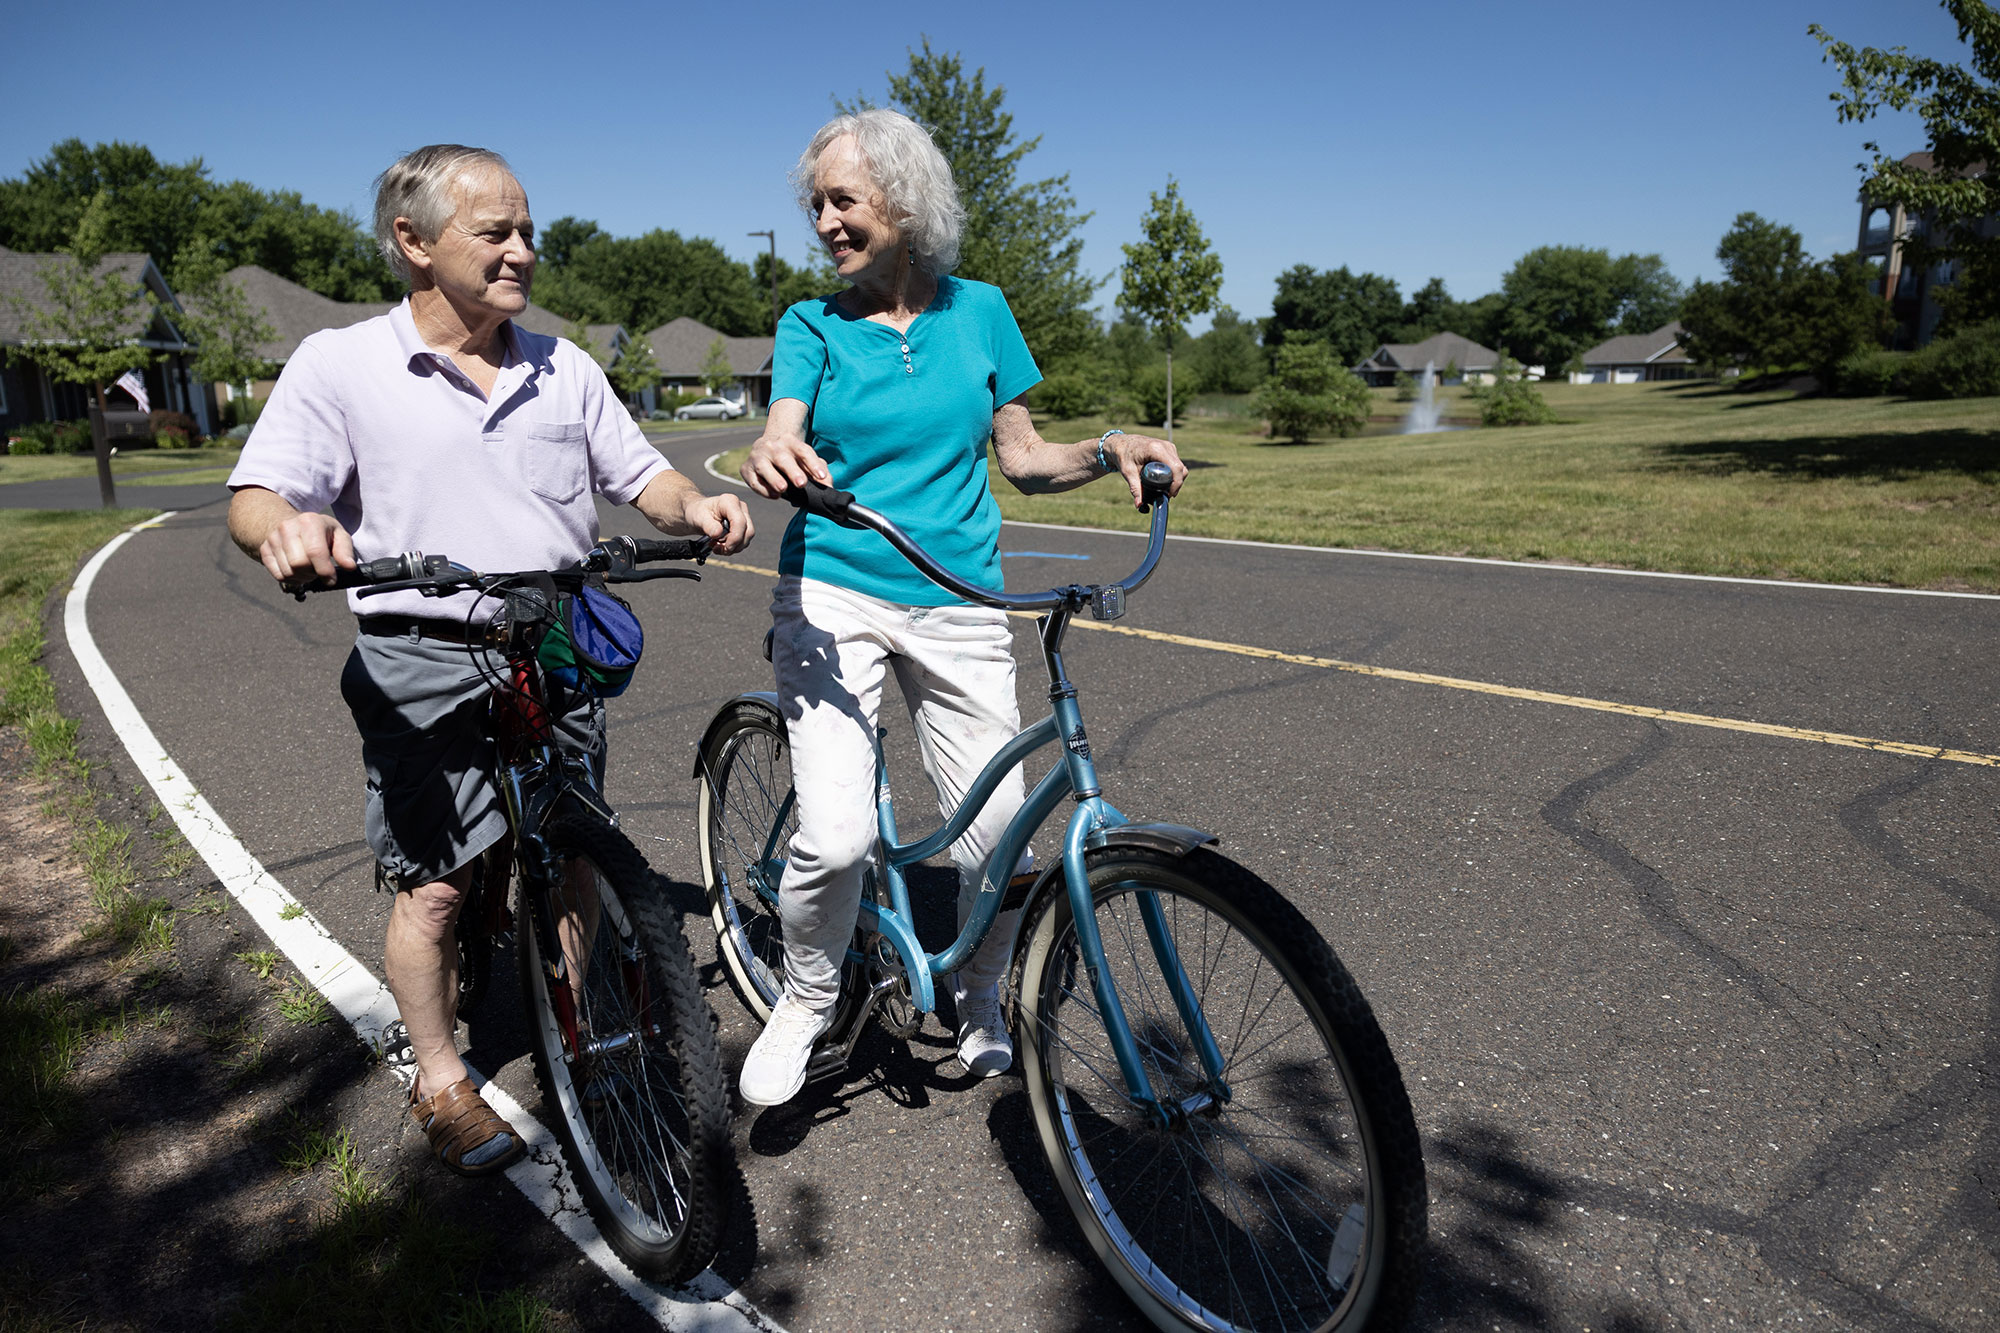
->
[1001,551,1090,560]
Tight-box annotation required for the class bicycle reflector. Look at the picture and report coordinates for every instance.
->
[1090,585,1126,621]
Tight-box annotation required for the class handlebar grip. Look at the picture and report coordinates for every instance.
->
[1139,461,1173,511]
[630,535,712,564]
[786,479,864,529]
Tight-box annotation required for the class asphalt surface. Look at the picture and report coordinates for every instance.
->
[42,425,2000,1331]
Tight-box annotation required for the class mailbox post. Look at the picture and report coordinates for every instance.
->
[86,403,151,510]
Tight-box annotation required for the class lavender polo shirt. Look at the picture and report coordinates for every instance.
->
[228,299,670,620]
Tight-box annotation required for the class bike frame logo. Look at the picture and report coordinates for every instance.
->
[1065,725,1091,760]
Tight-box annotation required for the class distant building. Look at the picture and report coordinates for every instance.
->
[1571,321,1696,383]
[642,315,774,410]
[198,265,627,408]
[1354,331,1503,387]
[0,245,209,433]
[1856,151,1998,349]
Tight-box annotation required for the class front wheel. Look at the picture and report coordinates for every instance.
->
[1014,847,1427,1332]
[521,813,731,1282]
[697,700,795,1021]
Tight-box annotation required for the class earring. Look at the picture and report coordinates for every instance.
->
[908,246,916,267]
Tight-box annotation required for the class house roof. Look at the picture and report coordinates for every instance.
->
[204,265,612,364]
[1580,321,1688,367]
[1355,330,1499,374]
[0,251,190,349]
[639,315,774,377]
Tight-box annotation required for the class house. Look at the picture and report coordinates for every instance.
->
[641,315,774,410]
[1,245,210,434]
[1571,321,1696,383]
[1354,331,1503,387]
[1857,151,1998,349]
[202,265,626,406]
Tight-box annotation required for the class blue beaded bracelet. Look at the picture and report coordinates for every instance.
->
[1095,428,1125,474]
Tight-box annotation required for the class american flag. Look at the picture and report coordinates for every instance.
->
[115,368,149,413]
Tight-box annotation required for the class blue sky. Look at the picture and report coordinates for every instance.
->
[2,1,1967,328]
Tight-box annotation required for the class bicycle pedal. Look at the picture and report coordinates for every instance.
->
[803,1049,849,1082]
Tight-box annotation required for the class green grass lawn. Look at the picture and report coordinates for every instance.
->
[0,445,243,486]
[719,382,2000,591]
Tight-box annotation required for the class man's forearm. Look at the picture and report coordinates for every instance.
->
[633,469,705,534]
[227,486,300,559]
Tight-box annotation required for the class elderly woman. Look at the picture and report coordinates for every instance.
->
[738,108,1186,1107]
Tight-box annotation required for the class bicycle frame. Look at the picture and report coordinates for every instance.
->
[742,472,1234,1127]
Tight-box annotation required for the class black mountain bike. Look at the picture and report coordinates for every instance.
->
[301,534,731,1281]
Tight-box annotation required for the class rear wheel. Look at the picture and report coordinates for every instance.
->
[521,813,731,1282]
[1014,847,1426,1332]
[697,701,796,1021]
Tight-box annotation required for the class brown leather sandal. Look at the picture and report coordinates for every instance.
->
[409,1077,525,1177]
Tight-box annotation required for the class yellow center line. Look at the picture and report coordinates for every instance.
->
[703,557,2000,768]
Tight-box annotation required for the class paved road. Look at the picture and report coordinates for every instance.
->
[48,427,2000,1331]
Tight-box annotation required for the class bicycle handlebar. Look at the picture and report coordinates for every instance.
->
[284,533,713,601]
[784,461,1173,615]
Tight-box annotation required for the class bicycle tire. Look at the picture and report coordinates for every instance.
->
[521,812,732,1281]
[1014,846,1427,1333]
[697,701,796,1021]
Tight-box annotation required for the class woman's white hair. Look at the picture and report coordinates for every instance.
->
[372,144,514,284]
[792,109,964,276]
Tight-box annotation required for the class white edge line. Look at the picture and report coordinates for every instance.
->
[703,451,748,489]
[63,514,778,1333]
[999,517,2000,601]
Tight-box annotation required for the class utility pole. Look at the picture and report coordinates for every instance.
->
[748,230,778,332]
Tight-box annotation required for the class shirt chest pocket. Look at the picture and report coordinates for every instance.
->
[522,421,588,504]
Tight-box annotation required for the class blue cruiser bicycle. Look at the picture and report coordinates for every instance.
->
[696,464,1427,1332]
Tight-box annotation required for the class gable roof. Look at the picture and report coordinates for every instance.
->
[0,250,190,349]
[1580,321,1688,367]
[1355,330,1500,374]
[640,315,774,377]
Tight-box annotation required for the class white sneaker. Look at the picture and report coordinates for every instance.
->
[740,993,832,1107]
[956,990,1012,1078]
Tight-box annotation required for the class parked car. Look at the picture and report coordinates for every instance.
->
[675,395,747,421]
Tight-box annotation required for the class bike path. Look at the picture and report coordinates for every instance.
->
[49,443,2000,1332]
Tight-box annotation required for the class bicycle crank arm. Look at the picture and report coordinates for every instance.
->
[803,975,903,1084]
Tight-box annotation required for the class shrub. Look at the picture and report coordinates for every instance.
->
[6,422,59,455]
[1028,371,1106,421]
[221,394,265,429]
[148,410,202,447]
[1129,363,1204,427]
[1392,372,1417,402]
[1468,357,1558,426]
[1902,321,2000,400]
[53,419,91,453]
[1829,347,1909,397]
[1256,336,1372,442]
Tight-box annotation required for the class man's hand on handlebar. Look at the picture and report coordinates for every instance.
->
[262,511,356,591]
[684,492,754,555]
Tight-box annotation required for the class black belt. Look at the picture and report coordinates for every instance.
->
[357,616,490,647]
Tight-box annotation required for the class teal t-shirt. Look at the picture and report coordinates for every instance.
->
[772,276,1042,605]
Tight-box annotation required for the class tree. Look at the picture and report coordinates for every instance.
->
[852,40,1103,368]
[1117,178,1223,437]
[1191,307,1266,394]
[562,317,609,368]
[533,221,767,334]
[3,197,155,507]
[1498,246,1620,371]
[1264,265,1403,367]
[1609,253,1684,333]
[1256,333,1371,442]
[1812,2,2000,329]
[1678,213,1886,377]
[608,338,659,410]
[1389,277,1458,343]
[0,139,395,303]
[172,244,277,392]
[700,336,735,394]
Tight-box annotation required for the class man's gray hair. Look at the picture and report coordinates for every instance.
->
[373,144,514,284]
[792,109,964,276]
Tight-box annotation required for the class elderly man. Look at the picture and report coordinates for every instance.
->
[226,144,752,1176]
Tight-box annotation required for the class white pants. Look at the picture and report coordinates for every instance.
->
[770,577,1026,1012]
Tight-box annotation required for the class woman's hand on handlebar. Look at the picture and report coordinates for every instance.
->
[1100,431,1188,510]
[742,431,830,500]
